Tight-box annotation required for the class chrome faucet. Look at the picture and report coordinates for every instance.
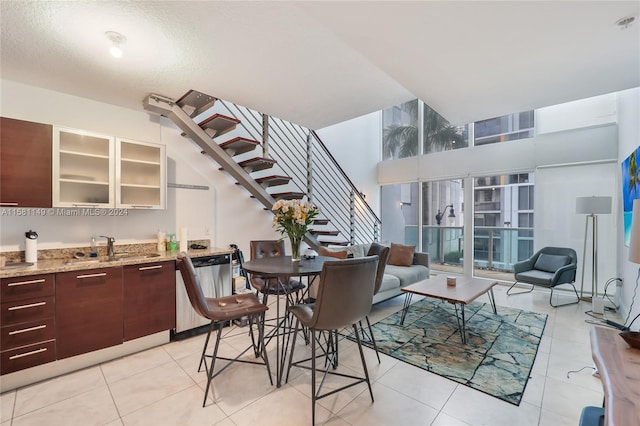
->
[100,235,115,258]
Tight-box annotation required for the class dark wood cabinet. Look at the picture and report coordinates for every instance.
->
[56,267,123,359]
[0,274,56,374]
[123,261,175,341]
[0,117,53,207]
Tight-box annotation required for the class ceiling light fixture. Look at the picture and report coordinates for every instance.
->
[615,15,636,29]
[105,31,127,58]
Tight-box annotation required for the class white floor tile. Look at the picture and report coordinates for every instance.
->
[13,366,105,417]
[12,386,118,426]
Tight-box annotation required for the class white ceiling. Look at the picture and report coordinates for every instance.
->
[1,1,638,130]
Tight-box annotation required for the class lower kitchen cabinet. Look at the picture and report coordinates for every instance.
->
[123,261,176,341]
[0,274,56,374]
[56,267,123,359]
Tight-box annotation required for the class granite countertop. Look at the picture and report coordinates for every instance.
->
[0,246,233,279]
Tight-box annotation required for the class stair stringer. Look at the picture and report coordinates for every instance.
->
[143,93,324,249]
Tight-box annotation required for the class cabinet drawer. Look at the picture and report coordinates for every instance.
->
[1,274,54,302]
[1,317,55,351]
[1,340,56,375]
[0,296,55,327]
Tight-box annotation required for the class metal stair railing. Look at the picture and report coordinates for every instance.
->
[218,100,381,244]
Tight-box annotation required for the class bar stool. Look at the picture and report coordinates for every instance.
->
[285,255,379,425]
[176,253,272,406]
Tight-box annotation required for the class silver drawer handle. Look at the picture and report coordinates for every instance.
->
[72,203,99,207]
[7,279,46,287]
[0,202,19,206]
[139,265,162,271]
[131,205,152,208]
[76,273,107,279]
[9,347,47,360]
[8,301,46,311]
[9,324,46,335]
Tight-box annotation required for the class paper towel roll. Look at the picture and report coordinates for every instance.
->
[179,227,188,252]
[25,238,37,263]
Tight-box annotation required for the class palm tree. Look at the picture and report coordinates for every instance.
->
[628,150,639,199]
[383,100,467,159]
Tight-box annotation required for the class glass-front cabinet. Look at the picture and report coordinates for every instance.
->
[53,127,166,209]
[116,138,166,209]
[53,127,115,207]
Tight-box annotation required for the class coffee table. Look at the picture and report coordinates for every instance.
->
[400,275,498,344]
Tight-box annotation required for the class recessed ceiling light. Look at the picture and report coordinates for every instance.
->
[105,31,127,58]
[615,15,636,29]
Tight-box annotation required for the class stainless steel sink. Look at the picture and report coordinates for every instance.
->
[107,253,162,261]
[64,253,161,266]
[64,259,101,266]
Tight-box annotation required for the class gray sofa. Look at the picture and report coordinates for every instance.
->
[340,243,430,304]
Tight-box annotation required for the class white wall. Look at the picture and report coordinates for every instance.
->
[316,111,382,214]
[616,87,640,328]
[0,80,278,255]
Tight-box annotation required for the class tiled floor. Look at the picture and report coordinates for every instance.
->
[1,283,619,426]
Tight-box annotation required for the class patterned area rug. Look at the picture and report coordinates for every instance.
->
[358,298,547,405]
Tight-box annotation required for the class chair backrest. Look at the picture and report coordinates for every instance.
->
[176,252,211,320]
[367,242,390,295]
[311,255,379,331]
[537,246,577,266]
[250,240,285,259]
[249,240,285,289]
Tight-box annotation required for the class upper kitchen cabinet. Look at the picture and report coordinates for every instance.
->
[116,138,166,209]
[0,117,53,207]
[53,127,115,208]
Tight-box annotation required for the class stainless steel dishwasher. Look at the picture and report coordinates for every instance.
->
[172,253,232,340]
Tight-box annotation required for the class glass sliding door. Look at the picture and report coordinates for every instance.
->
[473,173,534,280]
[422,179,464,275]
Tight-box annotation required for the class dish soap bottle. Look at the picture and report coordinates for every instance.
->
[90,236,98,257]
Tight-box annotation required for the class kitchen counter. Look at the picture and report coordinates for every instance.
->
[0,247,233,278]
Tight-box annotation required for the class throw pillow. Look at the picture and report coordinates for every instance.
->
[388,242,415,266]
[534,253,570,273]
[317,246,348,259]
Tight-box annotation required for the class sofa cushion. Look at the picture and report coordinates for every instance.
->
[378,273,400,293]
[385,264,429,287]
[346,243,370,259]
[388,243,415,266]
[534,253,570,273]
[317,246,348,259]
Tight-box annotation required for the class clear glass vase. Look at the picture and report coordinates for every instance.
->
[289,234,302,262]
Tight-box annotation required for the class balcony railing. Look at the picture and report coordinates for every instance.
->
[405,225,534,272]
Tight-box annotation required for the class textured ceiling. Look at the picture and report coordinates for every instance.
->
[1,1,638,129]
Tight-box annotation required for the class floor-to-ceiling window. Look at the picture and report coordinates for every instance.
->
[473,173,534,279]
[380,182,419,245]
[422,179,464,274]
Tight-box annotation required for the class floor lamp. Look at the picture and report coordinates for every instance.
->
[576,196,612,301]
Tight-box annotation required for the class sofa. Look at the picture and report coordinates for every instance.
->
[318,242,430,304]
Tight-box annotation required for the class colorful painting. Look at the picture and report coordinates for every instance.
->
[622,145,640,246]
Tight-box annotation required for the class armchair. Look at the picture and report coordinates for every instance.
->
[507,246,579,307]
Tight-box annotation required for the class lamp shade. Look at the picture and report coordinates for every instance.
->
[629,199,640,264]
[576,196,612,214]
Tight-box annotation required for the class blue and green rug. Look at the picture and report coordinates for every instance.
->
[358,298,547,405]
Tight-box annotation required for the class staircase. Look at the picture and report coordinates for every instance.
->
[143,90,380,248]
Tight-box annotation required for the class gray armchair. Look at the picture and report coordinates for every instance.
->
[507,246,579,307]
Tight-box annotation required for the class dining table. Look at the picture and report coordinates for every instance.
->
[241,255,334,387]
